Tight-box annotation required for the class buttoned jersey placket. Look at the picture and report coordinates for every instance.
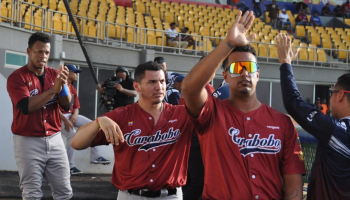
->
[244,114,261,200]
[143,109,168,188]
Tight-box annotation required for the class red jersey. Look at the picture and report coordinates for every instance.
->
[7,65,62,137]
[92,103,195,191]
[60,84,80,114]
[297,14,308,23]
[342,3,350,13]
[191,96,306,200]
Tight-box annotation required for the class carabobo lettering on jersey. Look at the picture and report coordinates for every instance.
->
[124,127,181,151]
[228,127,281,156]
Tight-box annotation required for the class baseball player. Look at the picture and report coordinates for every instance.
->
[7,32,73,199]
[71,61,195,200]
[181,11,305,200]
[278,33,350,199]
[154,57,181,88]
[60,64,111,176]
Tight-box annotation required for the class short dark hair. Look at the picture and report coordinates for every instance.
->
[134,61,164,82]
[221,44,257,70]
[28,32,51,49]
[314,11,318,14]
[184,27,189,31]
[335,73,350,102]
[170,22,176,26]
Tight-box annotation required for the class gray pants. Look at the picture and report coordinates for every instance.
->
[13,132,73,200]
[117,188,182,200]
[61,113,101,168]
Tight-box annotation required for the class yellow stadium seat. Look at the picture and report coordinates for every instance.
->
[250,42,258,55]
[296,25,305,38]
[338,45,348,59]
[265,12,270,23]
[269,45,278,58]
[299,48,308,60]
[308,48,316,61]
[317,49,327,62]
[310,34,321,46]
[258,44,267,57]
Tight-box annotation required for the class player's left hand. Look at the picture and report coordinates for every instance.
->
[276,33,299,65]
[114,83,123,92]
[70,114,77,124]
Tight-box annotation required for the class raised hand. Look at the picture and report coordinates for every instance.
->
[225,11,256,48]
[52,65,69,93]
[276,33,299,64]
[98,116,124,146]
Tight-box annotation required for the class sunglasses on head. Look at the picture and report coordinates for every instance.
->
[225,61,259,75]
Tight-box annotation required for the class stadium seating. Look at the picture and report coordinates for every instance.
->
[2,0,350,62]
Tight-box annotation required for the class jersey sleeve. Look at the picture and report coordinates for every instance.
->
[7,73,30,106]
[188,95,215,134]
[92,107,125,146]
[280,63,339,145]
[282,117,306,175]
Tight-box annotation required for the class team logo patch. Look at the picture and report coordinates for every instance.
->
[128,121,133,126]
[124,127,180,151]
[228,127,281,157]
[336,121,347,130]
[307,111,318,122]
[29,89,38,96]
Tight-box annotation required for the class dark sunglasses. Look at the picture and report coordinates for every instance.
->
[329,88,350,97]
[225,61,259,74]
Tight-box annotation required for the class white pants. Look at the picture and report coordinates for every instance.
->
[13,132,73,200]
[117,188,182,200]
[61,113,101,168]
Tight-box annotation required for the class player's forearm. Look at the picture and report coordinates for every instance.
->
[182,39,232,98]
[72,108,79,116]
[120,89,137,97]
[71,119,100,150]
[57,93,72,108]
[27,88,57,113]
[283,174,303,200]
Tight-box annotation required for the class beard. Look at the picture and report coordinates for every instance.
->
[140,92,164,104]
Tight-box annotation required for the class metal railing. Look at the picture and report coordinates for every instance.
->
[1,0,350,68]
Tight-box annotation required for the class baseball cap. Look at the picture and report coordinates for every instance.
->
[66,64,82,73]
[154,57,166,64]
[174,74,185,82]
[282,8,286,11]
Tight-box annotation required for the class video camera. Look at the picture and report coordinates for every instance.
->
[98,76,122,112]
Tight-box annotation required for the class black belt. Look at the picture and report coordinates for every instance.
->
[127,188,177,198]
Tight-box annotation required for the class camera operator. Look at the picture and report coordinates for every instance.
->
[96,67,137,111]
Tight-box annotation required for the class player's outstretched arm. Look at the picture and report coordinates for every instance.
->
[71,116,124,150]
[182,11,255,118]
[283,174,303,200]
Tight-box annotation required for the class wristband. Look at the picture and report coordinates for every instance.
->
[59,84,69,97]
[95,117,101,129]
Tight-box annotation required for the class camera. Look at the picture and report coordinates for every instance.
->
[98,77,122,112]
